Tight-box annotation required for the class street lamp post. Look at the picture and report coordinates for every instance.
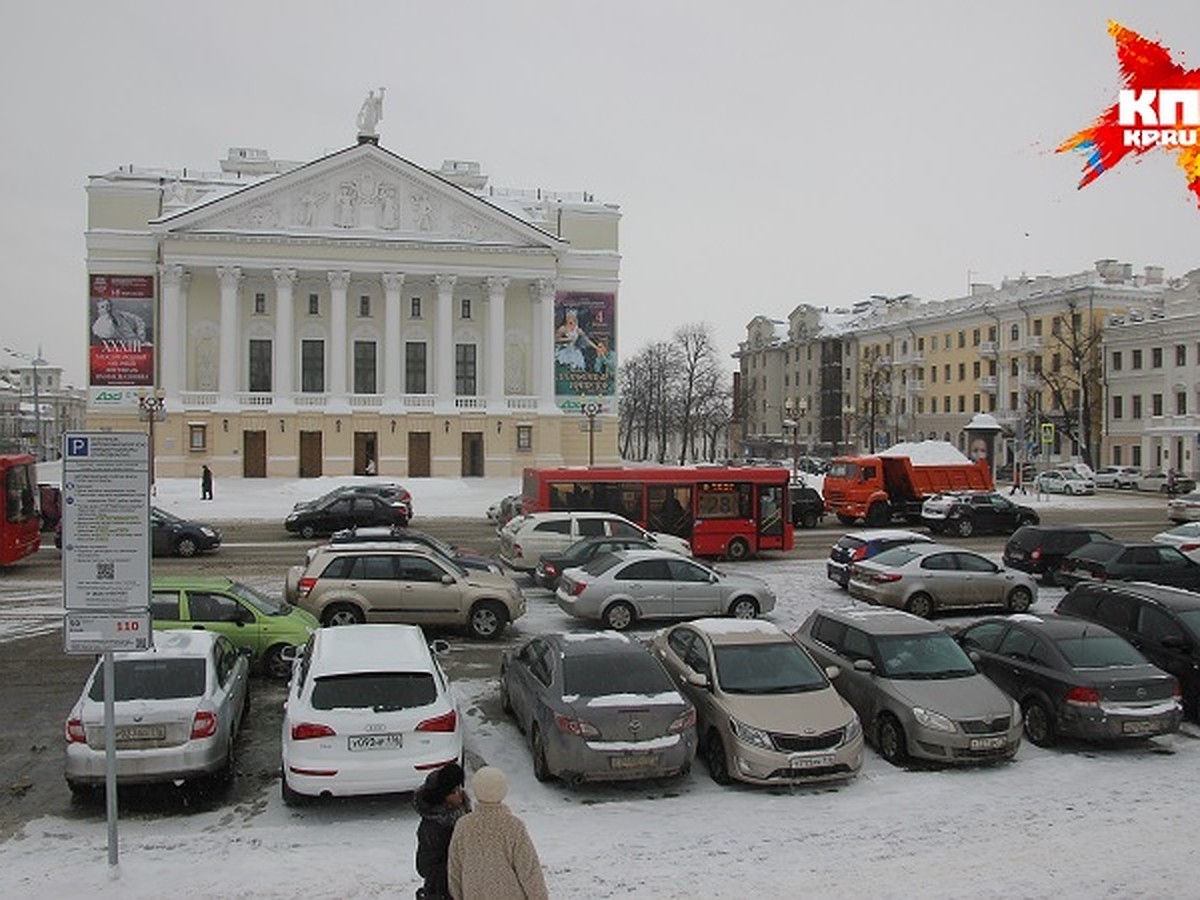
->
[4,346,46,461]
[581,400,601,467]
[138,391,166,496]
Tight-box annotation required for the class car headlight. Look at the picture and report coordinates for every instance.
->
[286,514,298,522]
[200,527,216,537]
[912,707,956,733]
[841,715,863,746]
[728,716,773,751]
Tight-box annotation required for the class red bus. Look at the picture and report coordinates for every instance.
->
[520,466,793,560]
[0,454,41,565]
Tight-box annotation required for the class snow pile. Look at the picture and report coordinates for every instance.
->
[879,440,971,464]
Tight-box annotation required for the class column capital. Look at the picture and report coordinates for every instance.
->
[217,266,242,289]
[381,272,407,292]
[434,273,457,293]
[530,278,556,302]
[272,267,298,288]
[159,263,189,288]
[485,275,510,297]
[327,270,351,291]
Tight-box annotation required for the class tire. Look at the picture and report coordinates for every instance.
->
[281,772,306,806]
[837,514,857,526]
[906,592,934,619]
[704,730,732,785]
[322,603,364,627]
[531,727,553,783]
[263,644,293,679]
[499,672,513,715]
[240,688,251,726]
[602,601,636,631]
[467,601,508,640]
[175,536,199,558]
[1041,568,1060,588]
[728,596,759,619]
[876,714,909,766]
[954,517,975,538]
[801,510,819,529]
[866,502,890,528]
[299,524,317,540]
[215,745,235,786]
[67,780,97,800]
[1022,697,1056,747]
[725,538,750,562]
[1007,586,1033,613]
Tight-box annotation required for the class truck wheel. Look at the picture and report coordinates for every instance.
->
[866,502,890,527]
[837,514,857,526]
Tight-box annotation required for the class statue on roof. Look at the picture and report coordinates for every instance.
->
[357,87,386,138]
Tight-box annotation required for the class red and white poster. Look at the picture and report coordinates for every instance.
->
[88,275,155,387]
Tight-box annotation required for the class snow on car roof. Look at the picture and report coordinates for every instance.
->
[115,629,216,661]
[582,691,685,707]
[310,624,432,675]
[686,618,786,641]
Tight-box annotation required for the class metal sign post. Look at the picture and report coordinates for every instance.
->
[581,401,601,466]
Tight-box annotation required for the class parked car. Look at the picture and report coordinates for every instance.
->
[794,606,1023,766]
[1002,525,1114,586]
[500,632,696,784]
[533,535,661,590]
[487,494,523,526]
[1153,522,1200,561]
[846,543,1037,618]
[790,483,825,529]
[921,491,1039,538]
[292,482,414,518]
[65,631,250,795]
[1093,466,1141,490]
[825,530,933,589]
[285,493,410,538]
[1132,470,1196,494]
[652,619,863,786]
[280,624,461,804]
[555,550,775,631]
[1034,469,1095,495]
[322,525,501,573]
[151,576,318,678]
[286,543,525,639]
[498,511,690,571]
[1056,581,1200,719]
[1166,489,1200,523]
[151,506,222,557]
[954,614,1181,746]
[1057,540,1200,591]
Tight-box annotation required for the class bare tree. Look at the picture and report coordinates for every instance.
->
[859,351,893,453]
[673,323,723,464]
[1038,301,1102,469]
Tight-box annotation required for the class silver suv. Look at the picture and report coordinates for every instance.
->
[286,543,525,640]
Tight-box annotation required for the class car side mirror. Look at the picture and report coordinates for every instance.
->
[968,649,981,664]
[685,671,710,690]
[441,574,455,585]
[852,658,875,673]
[430,638,452,656]
[824,664,841,680]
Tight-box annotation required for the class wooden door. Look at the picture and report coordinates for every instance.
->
[299,431,323,477]
[408,432,430,477]
[242,431,266,478]
[354,431,377,475]
[462,432,484,477]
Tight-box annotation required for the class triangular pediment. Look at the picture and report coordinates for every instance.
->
[153,143,563,250]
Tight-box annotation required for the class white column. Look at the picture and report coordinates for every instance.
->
[216,266,242,408]
[382,272,405,400]
[158,263,188,401]
[532,278,557,411]
[273,268,297,406]
[434,274,456,410]
[328,270,350,402]
[486,275,509,408]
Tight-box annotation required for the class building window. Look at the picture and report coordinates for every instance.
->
[359,295,371,318]
[1132,445,1142,467]
[1114,445,1122,465]
[1010,359,1019,377]
[1177,392,1187,415]
[1132,349,1143,370]
[254,292,267,315]
[1112,395,1123,419]
[249,339,272,392]
[944,394,950,412]
[1111,350,1122,371]
[931,336,938,351]
[944,364,951,381]
[957,362,965,381]
[455,344,477,395]
[353,341,377,394]
[987,325,997,342]
[516,424,532,452]
[972,328,980,346]
[1132,394,1142,418]
[460,297,472,319]
[1010,324,1019,342]
[308,293,320,315]
[188,424,207,452]
[1009,391,1017,410]
[405,342,426,393]
[957,395,966,413]
[931,368,938,383]
[931,397,938,413]
[957,331,965,349]
[1033,319,1043,337]
[1177,345,1187,366]
[301,340,325,392]
[1052,353,1061,373]
[1032,356,1043,374]
[1152,393,1163,416]
[1152,347,1163,368]
[972,361,981,379]
[1051,316,1061,337]
[410,297,422,318]
[972,394,981,412]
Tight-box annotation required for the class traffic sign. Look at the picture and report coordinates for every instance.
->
[1041,423,1055,444]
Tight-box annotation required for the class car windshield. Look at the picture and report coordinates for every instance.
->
[310,672,437,712]
[580,553,625,576]
[713,642,827,694]
[561,537,599,560]
[1071,542,1123,562]
[562,652,674,696]
[870,546,924,568]
[89,659,206,701]
[230,581,289,615]
[827,462,860,480]
[875,633,976,679]
[1054,635,1146,668]
[151,507,184,524]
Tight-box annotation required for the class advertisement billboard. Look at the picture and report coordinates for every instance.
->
[89,275,155,388]
[554,291,615,411]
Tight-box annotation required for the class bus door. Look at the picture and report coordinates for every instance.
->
[757,484,786,550]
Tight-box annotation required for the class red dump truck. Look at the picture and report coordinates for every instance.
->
[823,449,993,527]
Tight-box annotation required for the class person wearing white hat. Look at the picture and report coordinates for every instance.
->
[447,766,548,900]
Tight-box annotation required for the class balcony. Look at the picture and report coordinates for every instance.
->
[906,380,926,393]
[977,376,998,393]
[1027,336,1044,350]
[897,352,925,366]
[978,341,998,355]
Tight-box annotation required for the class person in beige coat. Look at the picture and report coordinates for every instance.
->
[447,767,548,900]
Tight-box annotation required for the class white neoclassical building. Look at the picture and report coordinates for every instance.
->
[85,126,620,479]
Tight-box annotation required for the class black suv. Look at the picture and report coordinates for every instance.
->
[1002,525,1112,585]
[1056,581,1200,719]
[921,491,1039,538]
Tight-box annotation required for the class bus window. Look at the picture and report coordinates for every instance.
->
[647,486,692,538]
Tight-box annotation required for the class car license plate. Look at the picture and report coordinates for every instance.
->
[115,725,166,741]
[790,754,835,769]
[1122,720,1158,735]
[609,753,660,770]
[348,732,404,751]
[969,736,1007,751]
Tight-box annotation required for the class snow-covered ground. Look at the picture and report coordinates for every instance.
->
[4,473,1192,897]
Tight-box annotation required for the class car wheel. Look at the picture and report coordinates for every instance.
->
[299,524,317,540]
[67,780,98,801]
[1022,697,1056,747]
[801,510,819,529]
[281,772,306,806]
[837,514,857,526]
[602,601,636,631]
[955,517,975,538]
[866,502,890,528]
[1007,586,1033,613]
[216,745,235,786]
[906,592,934,619]
[724,538,750,561]
[174,536,199,558]
[705,730,732,785]
[728,596,759,619]
[321,603,364,627]
[467,601,508,640]
[263,644,292,680]
[876,714,909,766]
[499,673,513,716]
[240,687,251,727]
[531,726,553,783]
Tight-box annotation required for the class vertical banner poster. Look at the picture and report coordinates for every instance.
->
[89,275,155,387]
[554,291,615,411]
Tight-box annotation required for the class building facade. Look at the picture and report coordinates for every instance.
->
[0,362,87,460]
[85,131,620,479]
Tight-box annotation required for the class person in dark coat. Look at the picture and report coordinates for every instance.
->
[414,762,469,899]
[200,464,213,500]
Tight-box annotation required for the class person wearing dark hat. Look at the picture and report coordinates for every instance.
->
[414,762,470,900]
[447,766,548,900]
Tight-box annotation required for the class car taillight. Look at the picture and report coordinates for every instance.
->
[291,722,336,740]
[1029,548,1043,561]
[544,563,559,577]
[851,546,868,561]
[1181,543,1200,553]
[668,707,696,734]
[191,710,218,739]
[65,717,86,743]
[870,572,902,583]
[554,713,600,738]
[570,580,587,597]
[416,710,458,733]
[1173,681,1183,701]
[1064,686,1100,707]
[298,577,317,598]
[513,542,523,559]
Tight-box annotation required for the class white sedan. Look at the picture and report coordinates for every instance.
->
[1167,490,1200,523]
[1034,470,1095,495]
[1153,521,1200,561]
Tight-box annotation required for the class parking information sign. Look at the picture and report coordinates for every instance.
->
[61,432,151,628]
[65,611,152,653]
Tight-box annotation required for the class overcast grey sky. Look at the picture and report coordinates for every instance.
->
[3,1,1199,386]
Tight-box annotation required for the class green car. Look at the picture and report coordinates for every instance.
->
[150,577,318,678]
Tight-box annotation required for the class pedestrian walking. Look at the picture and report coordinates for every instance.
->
[447,766,548,900]
[201,464,213,500]
[414,762,470,900]
[1009,464,1026,495]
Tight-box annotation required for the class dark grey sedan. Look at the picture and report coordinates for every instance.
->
[499,632,697,785]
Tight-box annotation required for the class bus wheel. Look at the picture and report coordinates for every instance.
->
[725,538,750,561]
